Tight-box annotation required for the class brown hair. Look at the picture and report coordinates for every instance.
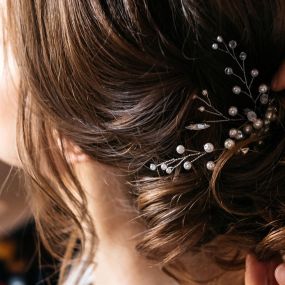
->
[5,0,285,283]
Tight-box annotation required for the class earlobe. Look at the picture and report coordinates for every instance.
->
[271,60,285,91]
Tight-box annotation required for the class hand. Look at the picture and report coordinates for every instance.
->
[245,254,285,285]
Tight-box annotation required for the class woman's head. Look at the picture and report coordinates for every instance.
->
[4,0,285,283]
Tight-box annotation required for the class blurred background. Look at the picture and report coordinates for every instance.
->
[0,161,57,285]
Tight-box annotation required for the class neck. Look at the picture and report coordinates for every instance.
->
[73,160,178,285]
[72,160,246,285]
[74,160,141,246]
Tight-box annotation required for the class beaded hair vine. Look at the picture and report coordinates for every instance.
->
[149,35,278,174]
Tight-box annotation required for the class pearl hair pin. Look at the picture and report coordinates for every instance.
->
[149,36,278,175]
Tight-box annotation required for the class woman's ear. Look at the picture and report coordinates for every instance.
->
[271,60,285,91]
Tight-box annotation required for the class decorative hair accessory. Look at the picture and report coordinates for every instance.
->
[149,36,278,174]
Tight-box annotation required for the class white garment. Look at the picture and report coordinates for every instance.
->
[64,259,180,285]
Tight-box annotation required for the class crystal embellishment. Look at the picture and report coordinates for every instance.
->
[186,123,211,130]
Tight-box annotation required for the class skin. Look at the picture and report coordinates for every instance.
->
[245,254,281,285]
[0,16,20,167]
[0,4,31,236]
[72,161,180,285]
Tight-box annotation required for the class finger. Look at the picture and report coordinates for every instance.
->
[275,264,285,285]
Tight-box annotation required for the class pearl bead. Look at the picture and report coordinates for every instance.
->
[161,163,167,171]
[225,67,233,75]
[212,43,218,50]
[183,161,192,170]
[166,168,173,174]
[217,36,223,42]
[259,84,268,93]
[247,111,257,122]
[150,163,157,171]
[253,119,264,130]
[224,138,235,149]
[239,52,247,60]
[206,161,215,171]
[243,124,253,134]
[232,86,241,94]
[176,145,185,154]
[260,94,269,104]
[250,69,259,77]
[235,130,244,140]
[229,128,238,138]
[203,143,214,153]
[228,106,238,116]
[202,89,208,96]
[228,40,237,49]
